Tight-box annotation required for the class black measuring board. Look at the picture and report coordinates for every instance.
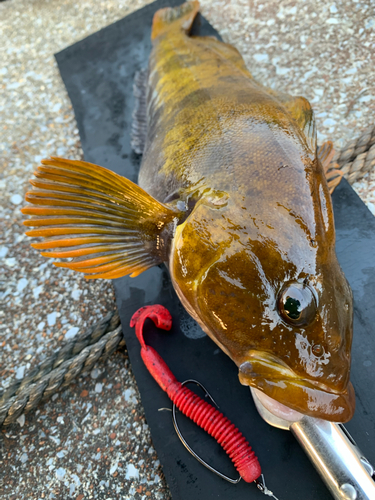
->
[55,1,375,498]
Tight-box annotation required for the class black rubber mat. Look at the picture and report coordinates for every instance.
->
[55,1,375,498]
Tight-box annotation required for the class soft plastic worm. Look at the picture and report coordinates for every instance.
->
[130,305,261,483]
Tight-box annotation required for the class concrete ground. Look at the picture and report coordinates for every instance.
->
[0,0,374,499]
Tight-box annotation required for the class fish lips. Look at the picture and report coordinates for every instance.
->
[238,351,355,422]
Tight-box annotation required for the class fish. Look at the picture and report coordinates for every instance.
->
[21,0,354,422]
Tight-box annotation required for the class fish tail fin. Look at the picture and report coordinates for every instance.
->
[21,158,184,279]
[151,0,200,40]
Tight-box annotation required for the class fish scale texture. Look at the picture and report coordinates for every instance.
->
[1,0,375,499]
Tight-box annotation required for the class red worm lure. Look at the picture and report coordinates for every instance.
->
[130,304,262,484]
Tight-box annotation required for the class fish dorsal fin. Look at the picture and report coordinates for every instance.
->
[271,91,317,153]
[317,140,335,167]
[193,36,252,77]
[318,141,344,193]
[131,68,148,155]
[151,0,200,40]
[22,158,185,279]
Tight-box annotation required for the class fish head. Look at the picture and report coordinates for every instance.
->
[170,187,354,422]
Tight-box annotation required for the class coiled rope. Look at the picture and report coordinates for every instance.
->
[0,311,123,427]
[335,124,375,184]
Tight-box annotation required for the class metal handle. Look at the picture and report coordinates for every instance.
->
[291,417,375,500]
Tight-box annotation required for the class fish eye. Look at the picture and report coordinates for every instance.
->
[277,282,317,326]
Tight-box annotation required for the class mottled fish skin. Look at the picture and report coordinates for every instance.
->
[140,1,354,422]
[22,1,355,422]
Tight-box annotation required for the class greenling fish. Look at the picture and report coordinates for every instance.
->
[22,0,354,422]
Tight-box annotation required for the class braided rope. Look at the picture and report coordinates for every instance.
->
[0,310,120,402]
[334,124,375,185]
[0,311,124,427]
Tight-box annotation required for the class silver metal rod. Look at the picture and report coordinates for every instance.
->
[251,388,375,499]
[291,417,375,500]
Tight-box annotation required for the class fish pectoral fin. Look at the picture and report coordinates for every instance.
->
[21,157,185,279]
[151,0,200,40]
[271,91,317,154]
[284,96,317,153]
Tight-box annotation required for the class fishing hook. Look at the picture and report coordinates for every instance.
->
[255,474,280,499]
[130,304,281,499]
[172,379,241,484]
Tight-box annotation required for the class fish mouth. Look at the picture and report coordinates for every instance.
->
[238,351,355,422]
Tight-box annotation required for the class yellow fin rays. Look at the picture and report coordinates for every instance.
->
[22,158,183,279]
